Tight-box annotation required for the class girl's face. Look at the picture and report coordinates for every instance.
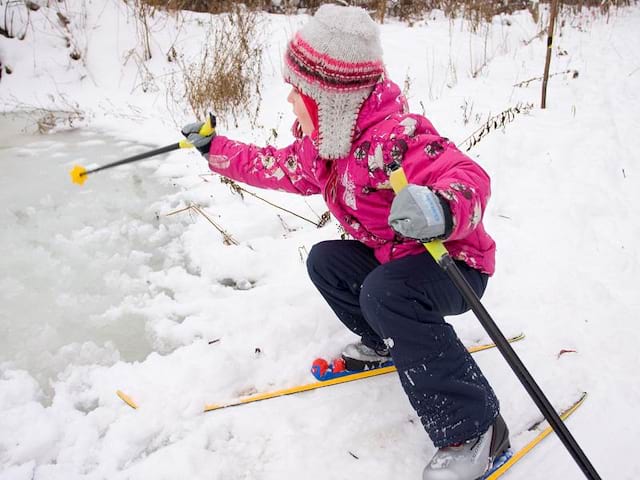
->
[287,88,315,136]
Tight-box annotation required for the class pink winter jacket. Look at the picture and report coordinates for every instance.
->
[207,79,496,275]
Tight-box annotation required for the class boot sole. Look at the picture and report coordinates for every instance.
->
[341,356,392,372]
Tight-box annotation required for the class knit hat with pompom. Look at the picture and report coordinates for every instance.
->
[283,4,385,159]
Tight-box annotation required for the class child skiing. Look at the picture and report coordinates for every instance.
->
[182,5,509,479]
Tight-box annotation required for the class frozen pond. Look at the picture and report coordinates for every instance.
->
[0,113,183,398]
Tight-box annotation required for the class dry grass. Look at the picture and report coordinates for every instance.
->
[514,69,579,88]
[3,97,86,133]
[142,0,637,28]
[165,203,240,245]
[178,5,264,126]
[460,102,534,151]
[219,176,330,228]
[143,0,271,14]
[1,1,29,40]
[143,0,635,126]
[133,0,153,61]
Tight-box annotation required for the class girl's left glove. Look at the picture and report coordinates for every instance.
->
[181,113,216,155]
[388,184,453,242]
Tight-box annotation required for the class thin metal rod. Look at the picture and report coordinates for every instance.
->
[440,255,601,479]
[82,142,180,176]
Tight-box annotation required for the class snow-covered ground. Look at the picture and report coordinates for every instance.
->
[1,1,639,478]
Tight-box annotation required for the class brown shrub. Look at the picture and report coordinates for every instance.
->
[142,0,636,23]
[180,5,264,126]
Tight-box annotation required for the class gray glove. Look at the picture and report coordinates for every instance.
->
[389,184,452,242]
[181,113,216,155]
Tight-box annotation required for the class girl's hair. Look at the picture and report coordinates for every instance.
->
[299,90,319,132]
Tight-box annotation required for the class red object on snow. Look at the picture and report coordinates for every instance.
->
[312,358,329,377]
[332,357,346,373]
[557,349,578,358]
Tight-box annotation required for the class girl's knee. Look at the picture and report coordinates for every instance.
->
[306,240,337,279]
[306,240,356,286]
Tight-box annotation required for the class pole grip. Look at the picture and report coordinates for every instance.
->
[199,113,217,136]
[388,166,448,261]
[180,113,217,149]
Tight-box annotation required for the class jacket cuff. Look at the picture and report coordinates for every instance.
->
[437,195,454,239]
[196,141,212,156]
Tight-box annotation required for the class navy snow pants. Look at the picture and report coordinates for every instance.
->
[306,240,499,447]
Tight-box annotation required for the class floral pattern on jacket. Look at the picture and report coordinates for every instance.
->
[207,79,496,275]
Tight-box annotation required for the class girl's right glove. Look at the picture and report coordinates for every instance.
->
[388,184,453,242]
[181,113,217,155]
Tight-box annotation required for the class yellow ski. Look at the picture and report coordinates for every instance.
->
[485,392,588,479]
[116,333,524,412]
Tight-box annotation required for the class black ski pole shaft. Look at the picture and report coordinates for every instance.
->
[441,255,601,479]
[81,142,181,176]
[388,165,601,480]
[70,114,217,186]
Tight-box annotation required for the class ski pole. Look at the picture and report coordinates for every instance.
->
[388,164,601,480]
[70,114,216,185]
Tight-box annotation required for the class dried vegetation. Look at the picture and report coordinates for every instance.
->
[142,0,636,28]
[178,6,264,126]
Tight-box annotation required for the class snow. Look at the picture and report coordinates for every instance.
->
[1,1,639,478]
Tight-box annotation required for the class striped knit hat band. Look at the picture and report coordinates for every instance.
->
[286,34,384,91]
[283,5,385,159]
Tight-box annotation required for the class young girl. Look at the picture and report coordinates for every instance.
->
[182,5,509,479]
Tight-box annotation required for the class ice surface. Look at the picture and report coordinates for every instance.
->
[0,119,184,397]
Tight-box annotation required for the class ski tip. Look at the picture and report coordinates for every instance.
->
[116,390,139,409]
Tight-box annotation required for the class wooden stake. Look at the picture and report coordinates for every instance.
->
[541,0,560,109]
[378,0,386,24]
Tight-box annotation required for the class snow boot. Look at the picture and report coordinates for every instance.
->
[341,342,391,371]
[422,414,510,480]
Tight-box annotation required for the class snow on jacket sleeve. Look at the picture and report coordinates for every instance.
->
[397,135,491,242]
[206,135,322,196]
